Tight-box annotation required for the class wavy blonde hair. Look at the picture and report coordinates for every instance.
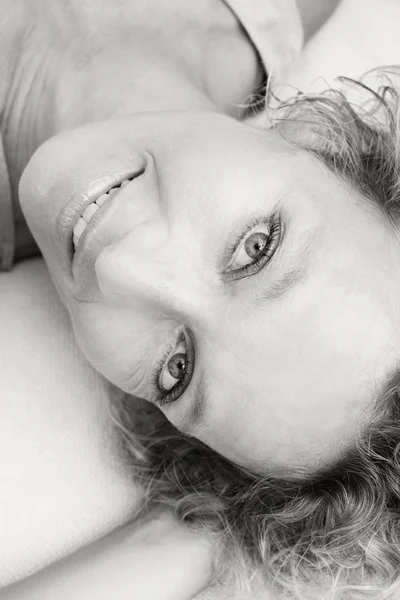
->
[107,71,400,600]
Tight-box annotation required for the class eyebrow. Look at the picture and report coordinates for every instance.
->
[254,228,317,304]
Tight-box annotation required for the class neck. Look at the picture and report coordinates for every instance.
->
[3,0,240,191]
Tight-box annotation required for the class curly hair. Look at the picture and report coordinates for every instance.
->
[107,70,400,600]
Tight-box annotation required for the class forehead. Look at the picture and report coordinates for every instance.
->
[190,331,381,473]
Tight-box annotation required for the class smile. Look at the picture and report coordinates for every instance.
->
[66,153,153,293]
[72,176,139,252]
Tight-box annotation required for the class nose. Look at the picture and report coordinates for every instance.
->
[95,215,211,320]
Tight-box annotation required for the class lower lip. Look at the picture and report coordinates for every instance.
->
[72,186,124,254]
[60,170,144,269]
[70,184,125,269]
[56,179,130,272]
[69,164,148,282]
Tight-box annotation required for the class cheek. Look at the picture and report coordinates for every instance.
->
[67,302,180,394]
[19,158,55,257]
[67,303,143,385]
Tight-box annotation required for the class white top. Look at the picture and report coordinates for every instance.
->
[223,0,303,78]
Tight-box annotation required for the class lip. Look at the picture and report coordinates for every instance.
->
[56,162,148,274]
[69,151,157,297]
[72,168,146,282]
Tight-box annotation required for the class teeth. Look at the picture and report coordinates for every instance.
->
[81,202,99,223]
[72,177,133,251]
[95,193,108,207]
[73,217,88,238]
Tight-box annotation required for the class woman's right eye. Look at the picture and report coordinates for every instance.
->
[152,335,193,407]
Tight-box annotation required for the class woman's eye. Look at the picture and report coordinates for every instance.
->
[225,215,281,279]
[153,336,193,407]
[159,339,187,392]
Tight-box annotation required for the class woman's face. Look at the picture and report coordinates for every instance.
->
[20,111,400,475]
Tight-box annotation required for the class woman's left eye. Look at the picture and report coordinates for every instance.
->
[152,335,193,407]
[225,214,282,280]
[159,339,187,392]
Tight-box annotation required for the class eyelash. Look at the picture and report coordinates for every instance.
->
[152,336,193,408]
[225,213,282,280]
[152,213,282,407]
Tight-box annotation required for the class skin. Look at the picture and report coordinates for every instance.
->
[8,0,399,477]
[20,111,400,476]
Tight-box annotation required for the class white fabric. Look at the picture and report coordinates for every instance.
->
[0,259,141,587]
[223,0,303,78]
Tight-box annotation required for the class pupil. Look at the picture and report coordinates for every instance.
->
[168,353,186,379]
[245,232,267,258]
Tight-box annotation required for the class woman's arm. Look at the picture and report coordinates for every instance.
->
[1,510,213,600]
